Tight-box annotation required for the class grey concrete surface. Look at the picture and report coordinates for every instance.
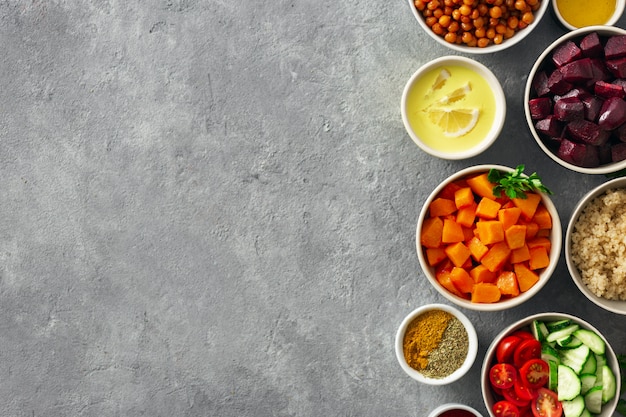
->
[1,1,625,416]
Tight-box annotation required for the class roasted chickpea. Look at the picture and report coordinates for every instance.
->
[489,6,503,18]
[477,37,490,47]
[515,0,527,10]
[444,31,458,43]
[439,14,452,27]
[494,33,504,44]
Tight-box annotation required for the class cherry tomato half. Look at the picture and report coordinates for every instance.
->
[531,388,562,417]
[493,400,520,417]
[490,363,517,390]
[520,358,549,390]
[497,335,523,364]
[513,338,541,368]
[511,330,535,340]
[503,385,531,408]
[514,376,537,401]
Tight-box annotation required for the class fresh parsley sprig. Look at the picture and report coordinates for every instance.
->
[487,165,553,199]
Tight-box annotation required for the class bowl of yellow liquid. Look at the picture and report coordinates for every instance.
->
[401,56,506,160]
[552,0,625,30]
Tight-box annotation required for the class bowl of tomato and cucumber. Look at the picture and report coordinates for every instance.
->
[416,164,561,311]
[481,312,620,417]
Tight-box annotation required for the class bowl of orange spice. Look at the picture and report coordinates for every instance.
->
[408,0,549,54]
[416,165,562,311]
[395,303,478,384]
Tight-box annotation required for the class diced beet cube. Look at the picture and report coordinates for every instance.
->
[552,40,583,67]
[581,94,604,122]
[561,58,594,83]
[554,96,585,121]
[558,139,600,167]
[589,58,613,83]
[594,80,626,99]
[535,115,564,138]
[606,57,626,78]
[605,35,626,59]
[529,97,553,120]
[615,123,626,142]
[599,144,613,164]
[612,142,626,162]
[580,32,604,58]
[565,119,610,146]
[532,71,551,97]
[598,96,626,130]
[548,69,574,95]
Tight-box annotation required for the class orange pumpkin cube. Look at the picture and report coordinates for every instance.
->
[444,242,471,268]
[476,220,504,245]
[456,203,477,228]
[510,244,531,264]
[514,262,540,292]
[426,247,447,266]
[512,193,542,220]
[471,282,501,303]
[529,246,550,270]
[429,198,457,217]
[505,224,527,250]
[476,197,502,219]
[454,187,475,209]
[532,204,552,230]
[466,173,497,200]
[421,217,443,249]
[481,241,511,272]
[468,236,489,262]
[498,207,522,230]
[450,267,475,294]
[496,271,520,296]
[470,264,496,283]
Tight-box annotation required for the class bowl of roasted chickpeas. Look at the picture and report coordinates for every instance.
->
[408,0,549,54]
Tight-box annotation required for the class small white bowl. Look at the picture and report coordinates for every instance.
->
[428,403,484,417]
[395,303,478,385]
[416,165,562,311]
[566,176,626,314]
[401,56,506,160]
[552,0,625,31]
[481,312,621,417]
[524,26,626,174]
[407,0,549,54]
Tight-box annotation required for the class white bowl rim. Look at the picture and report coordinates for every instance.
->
[551,0,626,31]
[428,403,484,417]
[395,303,478,385]
[565,176,626,314]
[523,25,626,175]
[481,312,621,417]
[406,0,549,54]
[415,164,562,311]
[401,56,506,160]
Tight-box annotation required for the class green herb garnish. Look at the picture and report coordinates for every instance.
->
[488,165,553,199]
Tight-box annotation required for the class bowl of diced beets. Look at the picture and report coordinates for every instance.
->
[481,312,621,417]
[416,165,561,312]
[525,26,626,174]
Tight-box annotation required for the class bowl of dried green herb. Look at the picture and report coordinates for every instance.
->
[395,303,478,385]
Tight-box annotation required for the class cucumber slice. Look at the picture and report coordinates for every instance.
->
[584,386,603,414]
[558,364,582,401]
[542,344,560,365]
[546,324,580,343]
[560,344,591,374]
[595,354,606,384]
[579,373,596,395]
[557,335,583,349]
[562,395,585,417]
[548,359,559,391]
[601,364,617,404]
[532,320,550,342]
[573,329,606,355]
[580,353,596,375]
[579,409,592,417]
[546,319,572,331]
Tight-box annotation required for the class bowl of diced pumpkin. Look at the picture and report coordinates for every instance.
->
[416,164,562,311]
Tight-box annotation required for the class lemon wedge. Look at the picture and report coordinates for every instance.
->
[426,68,451,96]
[433,83,471,105]
[427,107,480,137]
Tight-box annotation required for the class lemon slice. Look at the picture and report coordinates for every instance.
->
[427,107,480,137]
[426,68,451,96]
[434,82,471,105]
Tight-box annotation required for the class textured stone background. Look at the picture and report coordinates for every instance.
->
[1,1,625,416]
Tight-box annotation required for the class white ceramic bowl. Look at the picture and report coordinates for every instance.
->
[524,26,626,174]
[481,312,621,417]
[407,0,548,54]
[395,303,478,385]
[416,165,562,311]
[401,56,506,160]
[566,176,626,314]
[428,403,484,417]
[552,0,625,31]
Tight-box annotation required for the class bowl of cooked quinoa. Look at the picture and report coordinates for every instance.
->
[566,176,626,314]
